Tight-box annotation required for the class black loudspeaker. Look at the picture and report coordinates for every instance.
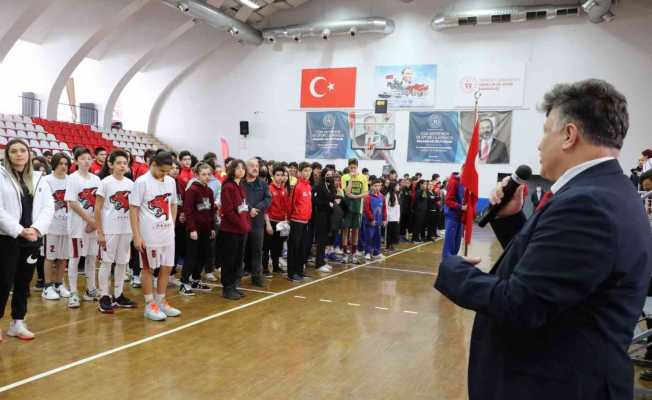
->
[240,121,249,136]
[375,99,388,114]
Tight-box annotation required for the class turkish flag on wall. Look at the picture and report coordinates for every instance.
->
[300,67,357,108]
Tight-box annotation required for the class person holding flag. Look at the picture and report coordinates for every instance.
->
[460,100,481,255]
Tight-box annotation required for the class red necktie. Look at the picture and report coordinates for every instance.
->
[481,141,489,161]
[535,191,553,212]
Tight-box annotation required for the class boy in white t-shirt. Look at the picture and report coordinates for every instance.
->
[95,150,136,314]
[130,151,181,321]
[65,147,101,308]
[41,153,73,301]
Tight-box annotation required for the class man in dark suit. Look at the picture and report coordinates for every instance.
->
[435,79,652,400]
[531,185,544,208]
[478,118,509,164]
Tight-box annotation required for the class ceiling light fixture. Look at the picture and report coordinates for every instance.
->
[239,0,260,9]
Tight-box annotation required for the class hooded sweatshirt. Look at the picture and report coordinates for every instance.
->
[183,180,216,233]
[220,179,251,235]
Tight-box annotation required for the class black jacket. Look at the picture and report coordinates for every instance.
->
[435,160,652,400]
[244,177,271,230]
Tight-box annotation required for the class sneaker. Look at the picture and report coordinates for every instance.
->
[236,288,246,297]
[131,275,142,288]
[83,288,99,302]
[288,274,304,282]
[98,295,114,314]
[158,300,181,317]
[68,292,81,308]
[374,254,386,261]
[42,285,60,300]
[317,264,333,273]
[33,279,45,292]
[144,303,167,321]
[335,247,344,256]
[222,287,242,300]
[113,294,137,308]
[7,320,34,340]
[279,258,288,267]
[365,253,372,261]
[263,269,273,278]
[204,272,218,282]
[168,275,180,288]
[55,283,71,298]
[178,283,195,296]
[190,280,212,293]
[124,269,132,282]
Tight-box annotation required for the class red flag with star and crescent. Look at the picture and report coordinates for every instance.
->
[300,67,357,108]
[461,116,480,246]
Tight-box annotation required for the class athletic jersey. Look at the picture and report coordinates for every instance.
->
[97,175,134,235]
[65,171,101,238]
[45,174,68,235]
[341,173,368,214]
[130,171,177,247]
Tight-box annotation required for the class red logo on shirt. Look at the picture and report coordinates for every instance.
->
[52,190,67,212]
[78,188,97,210]
[147,194,171,220]
[109,191,131,212]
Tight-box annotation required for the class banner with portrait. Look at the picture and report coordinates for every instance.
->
[460,111,512,164]
[407,112,462,163]
[375,64,437,108]
[305,111,349,159]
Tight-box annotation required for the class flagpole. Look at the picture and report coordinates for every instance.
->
[464,90,482,257]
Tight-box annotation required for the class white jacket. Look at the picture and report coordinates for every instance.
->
[0,166,54,238]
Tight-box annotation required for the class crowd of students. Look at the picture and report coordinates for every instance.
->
[0,138,460,340]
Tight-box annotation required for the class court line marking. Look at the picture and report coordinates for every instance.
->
[0,242,431,394]
[361,265,437,276]
[375,306,389,311]
[294,295,307,299]
[319,299,333,303]
[403,310,419,315]
[347,303,360,307]
[211,284,275,295]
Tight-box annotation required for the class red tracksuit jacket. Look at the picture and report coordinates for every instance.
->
[289,178,312,223]
[268,182,289,222]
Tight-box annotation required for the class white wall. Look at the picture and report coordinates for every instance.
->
[111,0,652,196]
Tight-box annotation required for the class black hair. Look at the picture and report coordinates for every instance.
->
[203,152,217,161]
[226,159,246,181]
[144,149,156,163]
[43,150,53,157]
[94,146,106,156]
[50,152,71,172]
[298,161,311,172]
[311,162,322,170]
[432,173,440,181]
[288,162,298,168]
[640,170,652,184]
[179,150,192,161]
[152,151,173,167]
[74,147,91,160]
[348,158,358,167]
[388,181,398,207]
[33,156,51,174]
[362,168,369,174]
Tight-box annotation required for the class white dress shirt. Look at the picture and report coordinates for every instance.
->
[550,157,615,194]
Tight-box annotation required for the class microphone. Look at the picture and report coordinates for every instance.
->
[478,165,532,228]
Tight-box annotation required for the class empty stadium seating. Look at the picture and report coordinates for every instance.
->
[0,113,166,161]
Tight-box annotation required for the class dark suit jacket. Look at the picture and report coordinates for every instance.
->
[435,160,652,400]
[487,138,509,164]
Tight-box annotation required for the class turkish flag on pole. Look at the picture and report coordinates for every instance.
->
[461,116,480,246]
[300,67,357,108]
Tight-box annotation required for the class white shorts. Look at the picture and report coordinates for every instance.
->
[70,234,99,259]
[43,234,70,261]
[140,245,174,271]
[101,234,132,264]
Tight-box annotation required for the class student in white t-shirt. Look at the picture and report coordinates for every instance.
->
[65,147,101,308]
[41,153,73,301]
[95,150,136,314]
[129,151,181,321]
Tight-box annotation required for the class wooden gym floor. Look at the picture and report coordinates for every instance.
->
[0,228,504,399]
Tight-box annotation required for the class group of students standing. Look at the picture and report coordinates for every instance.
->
[0,138,462,340]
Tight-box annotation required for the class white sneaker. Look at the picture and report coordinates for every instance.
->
[204,272,218,282]
[168,275,180,288]
[158,300,181,317]
[365,253,372,261]
[335,248,343,256]
[131,275,142,288]
[144,303,167,321]
[7,320,34,340]
[83,288,99,302]
[317,264,333,273]
[356,250,365,258]
[56,284,71,298]
[68,292,81,308]
[41,285,60,301]
[374,254,386,261]
[279,258,287,267]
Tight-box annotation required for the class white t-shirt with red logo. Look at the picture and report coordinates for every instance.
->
[65,171,101,238]
[130,171,177,248]
[97,175,134,235]
[45,174,68,235]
